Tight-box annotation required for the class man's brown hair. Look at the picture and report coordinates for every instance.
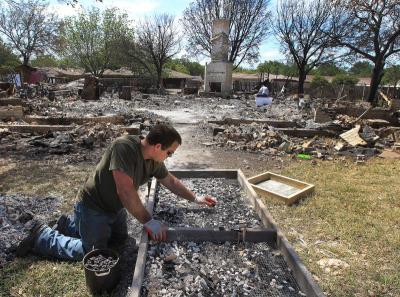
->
[146,123,182,149]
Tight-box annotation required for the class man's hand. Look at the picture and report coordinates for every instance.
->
[144,219,167,241]
[195,195,217,207]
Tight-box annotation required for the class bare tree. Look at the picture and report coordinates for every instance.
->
[182,0,271,69]
[330,0,400,105]
[136,14,181,90]
[273,0,337,96]
[0,0,60,66]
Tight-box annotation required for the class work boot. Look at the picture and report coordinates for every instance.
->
[16,220,46,257]
[51,214,69,234]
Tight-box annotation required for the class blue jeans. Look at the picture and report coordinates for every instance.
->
[33,201,128,261]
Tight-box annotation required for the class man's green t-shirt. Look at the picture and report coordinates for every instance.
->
[79,135,168,213]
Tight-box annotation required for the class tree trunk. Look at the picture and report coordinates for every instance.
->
[157,68,163,90]
[368,62,385,106]
[23,55,29,66]
[298,69,306,96]
[119,86,132,100]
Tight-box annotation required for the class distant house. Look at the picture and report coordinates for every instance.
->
[13,65,44,84]
[163,70,203,90]
[100,68,153,90]
[232,73,260,92]
[40,67,84,84]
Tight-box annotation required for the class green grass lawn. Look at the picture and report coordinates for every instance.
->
[1,158,399,296]
[268,158,400,297]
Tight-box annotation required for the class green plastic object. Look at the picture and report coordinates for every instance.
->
[297,153,312,160]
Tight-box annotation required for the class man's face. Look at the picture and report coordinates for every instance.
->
[154,141,179,162]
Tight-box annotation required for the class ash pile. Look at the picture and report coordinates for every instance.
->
[0,194,62,268]
[143,241,304,297]
[154,178,261,228]
[141,178,304,297]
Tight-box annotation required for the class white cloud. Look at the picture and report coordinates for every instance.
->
[47,3,84,18]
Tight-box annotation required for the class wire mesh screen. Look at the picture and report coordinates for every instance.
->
[141,241,303,297]
[140,178,305,296]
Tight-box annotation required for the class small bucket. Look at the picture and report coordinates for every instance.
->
[82,248,120,295]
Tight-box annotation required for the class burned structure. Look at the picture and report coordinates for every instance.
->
[204,19,233,97]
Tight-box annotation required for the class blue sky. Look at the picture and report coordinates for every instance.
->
[48,0,283,67]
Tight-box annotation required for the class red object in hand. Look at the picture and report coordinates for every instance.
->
[204,196,217,207]
[195,195,217,207]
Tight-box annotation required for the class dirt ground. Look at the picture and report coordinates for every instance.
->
[0,93,294,268]
[1,92,399,297]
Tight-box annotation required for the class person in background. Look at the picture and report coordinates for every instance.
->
[257,80,270,97]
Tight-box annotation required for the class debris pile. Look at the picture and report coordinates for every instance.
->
[208,101,400,160]
[0,194,62,268]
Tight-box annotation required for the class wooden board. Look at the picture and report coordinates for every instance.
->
[0,98,23,106]
[24,114,124,125]
[122,124,141,135]
[208,118,299,128]
[0,124,73,134]
[339,125,367,146]
[0,105,23,119]
[247,171,315,205]
[127,170,324,297]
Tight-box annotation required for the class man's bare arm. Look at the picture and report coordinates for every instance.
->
[112,170,152,224]
[159,173,196,202]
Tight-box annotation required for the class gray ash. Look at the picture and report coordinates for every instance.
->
[85,254,118,272]
[154,178,262,229]
[142,241,303,297]
[0,194,61,267]
[141,178,304,297]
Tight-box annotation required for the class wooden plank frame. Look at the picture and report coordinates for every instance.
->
[0,124,74,133]
[127,169,324,297]
[248,171,315,205]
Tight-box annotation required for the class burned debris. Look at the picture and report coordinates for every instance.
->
[207,97,400,161]
[139,175,310,297]
[0,194,61,268]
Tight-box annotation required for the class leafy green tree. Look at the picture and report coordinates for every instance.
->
[31,55,59,67]
[165,59,190,74]
[57,56,80,68]
[257,60,284,77]
[0,41,19,67]
[349,61,373,77]
[180,58,204,76]
[234,66,257,74]
[332,73,358,86]
[62,7,133,76]
[382,65,400,87]
[311,75,330,88]
[312,62,345,76]
[164,58,204,76]
[281,63,298,77]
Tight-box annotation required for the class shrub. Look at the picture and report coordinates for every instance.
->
[332,74,359,86]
